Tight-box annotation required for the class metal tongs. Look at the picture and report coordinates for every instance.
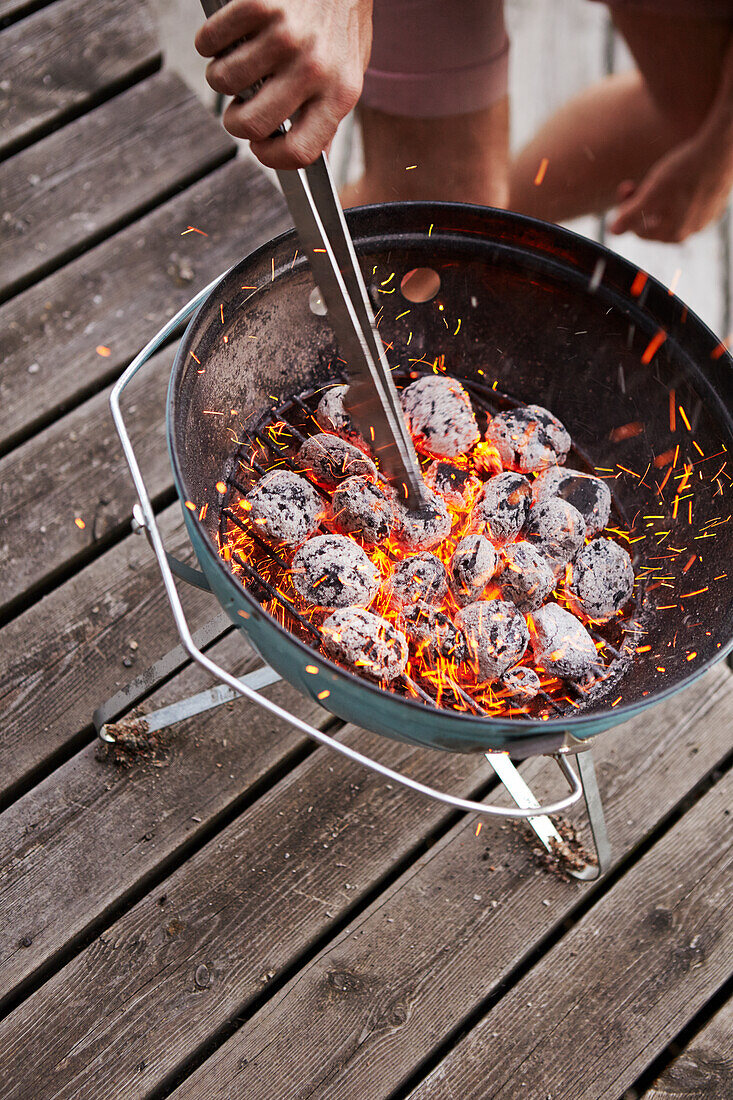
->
[199,0,428,511]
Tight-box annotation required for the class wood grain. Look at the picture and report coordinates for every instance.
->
[0,157,289,454]
[168,668,733,1100]
[0,71,233,303]
[409,773,733,1100]
[0,347,173,617]
[0,627,331,1009]
[0,503,217,806]
[1,667,730,1100]
[0,0,160,158]
[640,995,733,1100]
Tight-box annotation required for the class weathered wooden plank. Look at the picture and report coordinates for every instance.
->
[606,33,728,336]
[409,773,732,1100]
[2,665,730,1100]
[169,669,733,1100]
[0,628,331,1009]
[0,729,499,1098]
[506,0,607,241]
[0,156,288,454]
[0,503,216,806]
[0,71,234,303]
[640,995,733,1100]
[0,0,161,159]
[0,347,173,618]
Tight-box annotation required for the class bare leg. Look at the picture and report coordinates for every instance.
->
[509,12,731,224]
[340,97,510,209]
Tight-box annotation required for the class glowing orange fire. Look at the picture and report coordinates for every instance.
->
[217,407,633,720]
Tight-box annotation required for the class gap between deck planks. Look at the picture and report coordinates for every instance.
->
[0,0,161,159]
[407,774,733,1100]
[0,627,333,1014]
[639,993,733,1100]
[0,0,50,31]
[0,504,218,808]
[0,70,234,304]
[0,664,729,1100]
[0,156,290,456]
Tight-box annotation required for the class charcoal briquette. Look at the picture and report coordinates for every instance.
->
[455,600,530,682]
[389,552,448,607]
[567,537,634,620]
[244,469,323,547]
[322,607,408,681]
[292,534,380,608]
[400,375,479,458]
[485,405,570,473]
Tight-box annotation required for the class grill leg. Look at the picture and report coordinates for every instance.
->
[484,748,611,881]
[92,612,232,738]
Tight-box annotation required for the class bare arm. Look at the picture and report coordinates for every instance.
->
[610,30,733,241]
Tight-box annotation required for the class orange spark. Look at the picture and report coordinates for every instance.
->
[533,158,549,186]
[630,271,647,297]
[74,517,85,529]
[610,421,643,442]
[641,330,666,364]
[95,345,111,357]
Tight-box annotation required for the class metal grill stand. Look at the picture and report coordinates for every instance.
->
[93,595,610,882]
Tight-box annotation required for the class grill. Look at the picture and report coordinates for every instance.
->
[106,201,733,879]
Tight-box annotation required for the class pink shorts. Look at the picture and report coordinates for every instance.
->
[362,0,733,119]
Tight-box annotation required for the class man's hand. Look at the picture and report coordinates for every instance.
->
[609,132,733,243]
[195,0,373,169]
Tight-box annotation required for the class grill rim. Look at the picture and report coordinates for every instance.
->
[167,200,733,746]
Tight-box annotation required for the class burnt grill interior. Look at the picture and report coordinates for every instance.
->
[168,203,733,743]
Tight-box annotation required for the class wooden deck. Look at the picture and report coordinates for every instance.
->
[1,1,731,1097]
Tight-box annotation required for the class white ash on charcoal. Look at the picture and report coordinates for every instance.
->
[388,552,448,608]
[472,471,532,545]
[400,375,479,458]
[529,603,599,680]
[495,541,555,611]
[424,460,481,508]
[322,607,408,682]
[402,604,467,662]
[298,432,377,490]
[567,537,634,620]
[331,476,395,544]
[450,534,498,605]
[314,384,365,447]
[292,534,379,608]
[244,469,323,547]
[455,600,530,682]
[532,466,611,537]
[500,666,541,699]
[485,404,570,473]
[524,498,586,576]
[393,488,452,551]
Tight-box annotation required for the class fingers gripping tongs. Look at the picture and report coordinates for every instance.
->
[277,158,428,510]
[199,2,428,511]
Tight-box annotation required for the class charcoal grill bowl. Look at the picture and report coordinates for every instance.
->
[166,202,733,755]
